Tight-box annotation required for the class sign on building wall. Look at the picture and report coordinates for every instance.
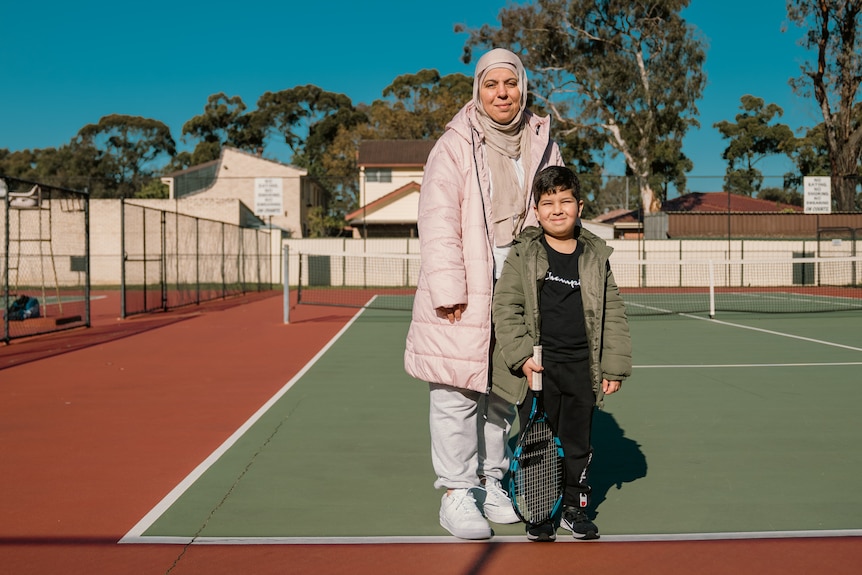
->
[803,176,832,214]
[254,178,284,217]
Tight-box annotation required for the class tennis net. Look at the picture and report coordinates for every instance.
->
[290,251,862,317]
[293,251,420,311]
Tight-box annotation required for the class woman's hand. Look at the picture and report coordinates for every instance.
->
[437,304,467,324]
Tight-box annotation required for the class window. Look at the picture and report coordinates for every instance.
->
[365,168,392,183]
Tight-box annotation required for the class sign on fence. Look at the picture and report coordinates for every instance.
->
[803,176,832,214]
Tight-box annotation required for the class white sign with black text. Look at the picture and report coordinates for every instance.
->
[254,178,284,217]
[803,176,832,214]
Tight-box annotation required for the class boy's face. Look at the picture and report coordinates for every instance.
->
[534,187,584,239]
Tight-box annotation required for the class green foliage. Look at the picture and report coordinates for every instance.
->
[315,71,472,218]
[254,85,368,219]
[714,95,795,195]
[456,0,707,212]
[0,142,114,196]
[786,0,862,211]
[76,114,176,198]
[375,70,473,139]
[758,186,803,206]
[256,85,367,170]
[582,176,634,219]
[181,93,265,164]
[784,121,831,193]
[136,179,170,199]
[304,205,345,238]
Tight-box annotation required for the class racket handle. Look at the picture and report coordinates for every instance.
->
[531,345,542,391]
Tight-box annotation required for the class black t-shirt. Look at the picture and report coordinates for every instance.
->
[539,236,589,362]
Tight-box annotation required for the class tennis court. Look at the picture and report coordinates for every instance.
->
[2,290,860,574]
[122,301,862,543]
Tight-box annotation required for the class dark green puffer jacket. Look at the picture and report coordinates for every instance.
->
[491,225,632,407]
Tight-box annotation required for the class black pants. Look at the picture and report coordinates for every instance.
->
[519,357,594,509]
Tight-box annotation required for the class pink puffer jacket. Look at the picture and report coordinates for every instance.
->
[404,102,563,392]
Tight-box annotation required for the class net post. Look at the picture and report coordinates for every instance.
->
[282,244,289,324]
[708,260,716,319]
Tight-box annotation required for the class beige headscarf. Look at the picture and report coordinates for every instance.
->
[473,48,532,246]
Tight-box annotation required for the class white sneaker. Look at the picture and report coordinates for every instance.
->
[481,478,520,524]
[439,488,492,540]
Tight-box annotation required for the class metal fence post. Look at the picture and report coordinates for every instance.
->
[288,244,290,323]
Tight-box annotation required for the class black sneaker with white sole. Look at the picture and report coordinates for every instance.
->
[560,505,599,540]
[526,522,556,542]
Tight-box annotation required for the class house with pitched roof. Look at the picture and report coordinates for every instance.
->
[346,139,616,239]
[346,140,436,238]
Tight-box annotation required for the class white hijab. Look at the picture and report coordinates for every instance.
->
[473,48,532,246]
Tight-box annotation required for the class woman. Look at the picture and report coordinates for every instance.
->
[404,48,564,540]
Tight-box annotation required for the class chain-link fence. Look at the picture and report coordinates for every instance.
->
[121,200,273,317]
[1,175,90,343]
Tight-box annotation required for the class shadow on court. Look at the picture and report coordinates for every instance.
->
[589,409,647,520]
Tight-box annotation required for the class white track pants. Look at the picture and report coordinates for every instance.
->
[429,382,516,490]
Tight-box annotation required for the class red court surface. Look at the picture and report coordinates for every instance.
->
[1,292,860,574]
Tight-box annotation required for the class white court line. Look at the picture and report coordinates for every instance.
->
[628,302,862,353]
[119,305,369,544]
[635,361,862,369]
[121,529,862,545]
[682,313,862,352]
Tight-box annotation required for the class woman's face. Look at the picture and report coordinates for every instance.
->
[479,67,521,125]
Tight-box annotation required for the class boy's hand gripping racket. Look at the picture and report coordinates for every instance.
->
[509,346,565,527]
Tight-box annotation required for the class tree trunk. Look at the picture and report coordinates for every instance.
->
[831,149,860,211]
[638,177,662,214]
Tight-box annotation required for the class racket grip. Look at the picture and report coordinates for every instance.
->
[531,345,542,391]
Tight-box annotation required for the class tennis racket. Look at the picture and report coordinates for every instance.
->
[509,345,565,527]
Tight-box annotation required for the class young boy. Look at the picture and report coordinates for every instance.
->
[492,165,632,542]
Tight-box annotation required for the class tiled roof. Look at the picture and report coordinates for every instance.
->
[663,192,803,213]
[358,140,435,167]
[345,181,421,222]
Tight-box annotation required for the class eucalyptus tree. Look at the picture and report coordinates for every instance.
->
[787,0,862,211]
[371,70,473,139]
[456,0,706,213]
[179,92,266,167]
[76,114,176,197]
[713,95,796,196]
[0,143,110,195]
[0,148,42,181]
[256,85,367,175]
[784,122,830,191]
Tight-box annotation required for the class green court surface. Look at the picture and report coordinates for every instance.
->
[126,308,862,542]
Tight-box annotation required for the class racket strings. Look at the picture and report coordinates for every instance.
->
[512,420,564,524]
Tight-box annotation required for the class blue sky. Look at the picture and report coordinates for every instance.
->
[1,0,816,192]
